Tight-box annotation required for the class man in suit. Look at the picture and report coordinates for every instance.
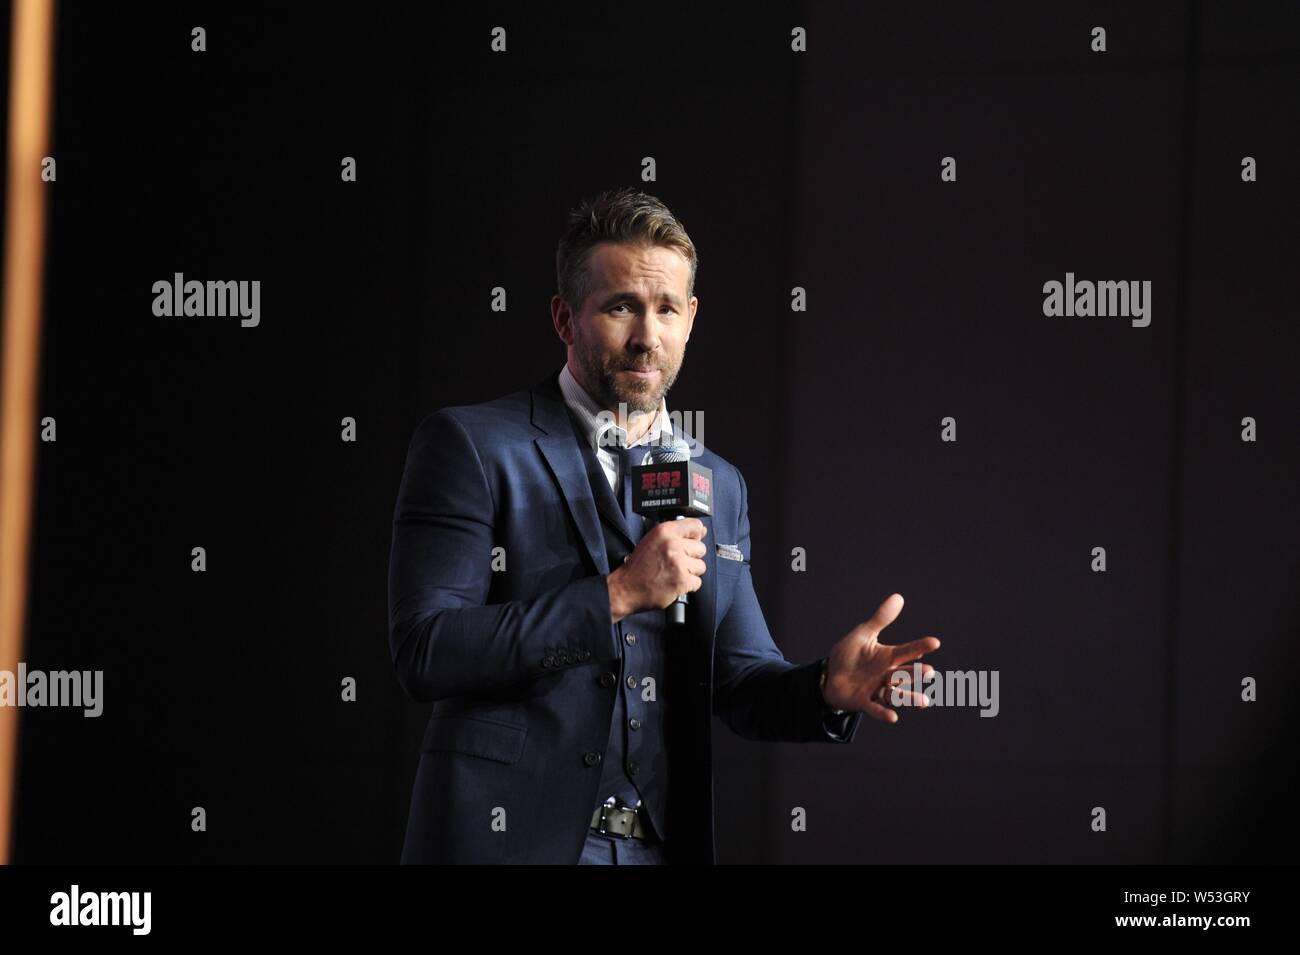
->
[387,187,940,864]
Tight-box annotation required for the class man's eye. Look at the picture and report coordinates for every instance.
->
[611,303,674,314]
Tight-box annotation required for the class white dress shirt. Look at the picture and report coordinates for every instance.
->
[558,362,673,497]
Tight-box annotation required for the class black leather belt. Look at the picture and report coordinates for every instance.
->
[590,801,652,840]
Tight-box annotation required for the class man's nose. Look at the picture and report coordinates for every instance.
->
[627,312,661,351]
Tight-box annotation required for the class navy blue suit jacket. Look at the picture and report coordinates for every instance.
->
[388,368,863,863]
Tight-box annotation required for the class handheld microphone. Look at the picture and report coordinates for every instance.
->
[630,437,713,626]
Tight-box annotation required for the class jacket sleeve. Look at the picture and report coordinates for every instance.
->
[387,409,620,702]
[710,468,864,744]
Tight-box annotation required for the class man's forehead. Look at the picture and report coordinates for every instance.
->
[589,242,689,288]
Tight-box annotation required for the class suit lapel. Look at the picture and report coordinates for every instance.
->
[531,370,611,577]
[578,436,641,551]
[531,371,642,563]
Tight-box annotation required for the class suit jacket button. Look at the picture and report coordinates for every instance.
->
[624,633,637,646]
[626,675,637,689]
[628,760,639,775]
[584,752,601,767]
[599,672,615,688]
[629,718,641,731]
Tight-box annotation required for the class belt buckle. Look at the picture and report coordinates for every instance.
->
[597,801,637,840]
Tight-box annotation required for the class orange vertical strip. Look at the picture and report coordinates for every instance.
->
[0,0,57,865]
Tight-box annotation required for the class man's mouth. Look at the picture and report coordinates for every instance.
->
[623,366,658,378]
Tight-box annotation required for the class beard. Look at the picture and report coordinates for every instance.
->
[574,333,682,418]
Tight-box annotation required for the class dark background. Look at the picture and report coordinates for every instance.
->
[4,2,1296,863]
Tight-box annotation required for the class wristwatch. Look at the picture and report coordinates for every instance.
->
[819,658,848,716]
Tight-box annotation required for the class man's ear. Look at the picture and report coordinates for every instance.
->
[685,295,698,341]
[551,294,574,346]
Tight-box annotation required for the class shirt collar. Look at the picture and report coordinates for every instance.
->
[558,362,673,453]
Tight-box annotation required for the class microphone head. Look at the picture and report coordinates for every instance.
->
[646,436,691,464]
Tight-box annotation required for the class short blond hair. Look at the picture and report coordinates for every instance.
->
[555,187,698,313]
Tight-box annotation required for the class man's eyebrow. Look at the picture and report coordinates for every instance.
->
[600,290,684,309]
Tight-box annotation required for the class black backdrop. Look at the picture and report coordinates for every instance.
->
[6,2,1297,863]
